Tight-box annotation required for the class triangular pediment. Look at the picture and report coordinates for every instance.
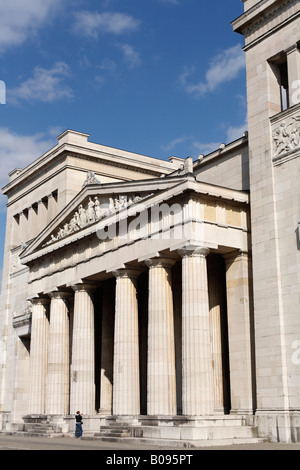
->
[20,175,189,261]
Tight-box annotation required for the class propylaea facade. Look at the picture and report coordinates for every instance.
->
[0,0,299,445]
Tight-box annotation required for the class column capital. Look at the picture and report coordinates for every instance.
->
[70,282,98,293]
[47,290,72,300]
[29,296,50,306]
[112,267,141,280]
[177,244,210,259]
[144,256,176,269]
[223,249,249,265]
[285,44,300,55]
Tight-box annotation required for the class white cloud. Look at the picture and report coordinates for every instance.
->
[118,44,141,69]
[0,128,56,208]
[192,140,223,156]
[191,118,248,157]
[226,117,248,143]
[180,44,246,98]
[192,118,248,157]
[8,62,73,105]
[94,58,118,87]
[161,135,221,158]
[72,11,140,38]
[0,0,61,52]
[159,0,180,4]
[161,136,191,153]
[100,58,118,73]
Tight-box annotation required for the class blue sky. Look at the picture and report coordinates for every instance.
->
[0,0,247,283]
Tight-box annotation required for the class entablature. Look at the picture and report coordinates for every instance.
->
[20,176,250,297]
[232,0,300,49]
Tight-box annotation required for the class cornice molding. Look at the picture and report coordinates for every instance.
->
[233,0,300,47]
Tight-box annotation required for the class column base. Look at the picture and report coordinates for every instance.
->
[255,410,300,443]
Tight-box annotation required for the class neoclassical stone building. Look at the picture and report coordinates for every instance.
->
[0,0,299,444]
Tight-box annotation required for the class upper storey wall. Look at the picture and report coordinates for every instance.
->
[2,129,183,247]
[194,137,249,192]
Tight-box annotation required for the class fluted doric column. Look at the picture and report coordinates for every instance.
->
[70,283,96,415]
[28,297,50,415]
[99,280,115,415]
[208,256,228,414]
[145,257,177,416]
[224,251,254,414]
[178,246,214,416]
[46,291,70,415]
[112,268,140,416]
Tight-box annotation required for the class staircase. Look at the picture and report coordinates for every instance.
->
[93,423,132,440]
[14,416,65,438]
[20,422,63,438]
[84,416,268,448]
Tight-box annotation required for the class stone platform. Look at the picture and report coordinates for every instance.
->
[1,414,268,447]
[82,415,268,448]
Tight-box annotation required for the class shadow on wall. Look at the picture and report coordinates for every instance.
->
[296,223,300,250]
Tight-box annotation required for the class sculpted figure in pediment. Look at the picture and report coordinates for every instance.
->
[63,223,70,236]
[57,227,65,239]
[94,197,101,220]
[78,204,87,228]
[87,197,96,223]
[43,192,152,247]
[109,198,115,213]
[82,170,101,187]
[69,215,80,233]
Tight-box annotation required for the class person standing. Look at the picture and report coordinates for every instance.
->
[75,411,83,438]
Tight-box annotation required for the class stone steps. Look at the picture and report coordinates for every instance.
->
[94,424,132,439]
[20,422,63,438]
[82,434,266,448]
[132,424,258,441]
[83,416,268,448]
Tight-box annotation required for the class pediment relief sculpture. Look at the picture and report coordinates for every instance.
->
[273,115,300,157]
[44,193,146,247]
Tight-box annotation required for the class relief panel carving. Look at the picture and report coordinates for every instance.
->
[272,115,300,160]
[44,193,146,246]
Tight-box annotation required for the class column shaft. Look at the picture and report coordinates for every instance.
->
[208,257,229,414]
[145,257,176,416]
[29,298,49,415]
[70,284,96,415]
[99,280,115,415]
[46,291,70,415]
[113,269,140,416]
[179,246,214,416]
[224,251,254,414]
